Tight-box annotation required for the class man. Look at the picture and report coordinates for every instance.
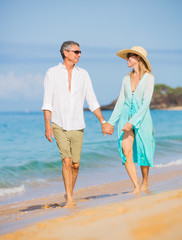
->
[42,41,111,207]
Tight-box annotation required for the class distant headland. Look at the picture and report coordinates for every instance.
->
[88,84,182,111]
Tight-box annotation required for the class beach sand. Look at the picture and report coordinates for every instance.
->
[163,106,182,111]
[0,167,182,240]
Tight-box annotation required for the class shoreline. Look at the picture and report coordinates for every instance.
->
[85,107,182,111]
[162,106,182,110]
[150,106,182,111]
[1,190,182,240]
[0,166,182,238]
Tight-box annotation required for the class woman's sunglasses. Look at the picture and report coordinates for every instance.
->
[127,53,138,58]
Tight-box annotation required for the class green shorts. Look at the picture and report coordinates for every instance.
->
[51,122,84,163]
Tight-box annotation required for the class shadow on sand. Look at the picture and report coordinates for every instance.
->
[20,193,119,212]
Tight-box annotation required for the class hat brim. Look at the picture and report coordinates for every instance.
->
[116,49,151,72]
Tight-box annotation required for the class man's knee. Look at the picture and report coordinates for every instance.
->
[72,162,79,170]
[62,158,72,170]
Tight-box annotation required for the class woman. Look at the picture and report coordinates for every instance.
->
[104,46,155,194]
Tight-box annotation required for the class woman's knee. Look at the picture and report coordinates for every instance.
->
[122,146,133,159]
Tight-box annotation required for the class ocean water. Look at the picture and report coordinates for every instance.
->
[0,110,182,205]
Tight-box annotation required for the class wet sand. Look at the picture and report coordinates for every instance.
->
[0,167,182,239]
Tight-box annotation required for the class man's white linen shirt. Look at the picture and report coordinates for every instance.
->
[42,63,100,130]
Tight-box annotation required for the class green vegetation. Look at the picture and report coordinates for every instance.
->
[154,84,182,95]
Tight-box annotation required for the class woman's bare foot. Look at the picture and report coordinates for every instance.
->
[140,184,148,190]
[140,184,150,193]
[128,187,141,195]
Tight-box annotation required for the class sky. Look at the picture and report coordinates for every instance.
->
[0,0,182,111]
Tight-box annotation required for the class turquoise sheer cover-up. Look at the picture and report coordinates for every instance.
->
[108,73,155,167]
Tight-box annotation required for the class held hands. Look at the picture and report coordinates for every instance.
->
[122,122,133,132]
[45,125,54,142]
[102,122,114,136]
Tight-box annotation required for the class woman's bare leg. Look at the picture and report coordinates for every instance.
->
[122,130,140,194]
[140,166,150,191]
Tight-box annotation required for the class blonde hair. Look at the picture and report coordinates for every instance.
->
[129,56,151,79]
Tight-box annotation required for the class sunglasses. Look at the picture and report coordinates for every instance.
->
[127,53,138,58]
[66,50,81,55]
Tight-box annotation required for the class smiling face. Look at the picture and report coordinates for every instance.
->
[63,44,81,64]
[126,53,140,68]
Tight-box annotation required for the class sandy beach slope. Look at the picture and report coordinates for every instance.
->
[0,167,182,240]
[1,188,182,240]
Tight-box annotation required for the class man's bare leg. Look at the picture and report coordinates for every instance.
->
[140,166,150,192]
[71,162,79,195]
[122,130,140,194]
[62,157,75,206]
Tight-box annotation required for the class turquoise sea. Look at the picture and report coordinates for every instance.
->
[0,110,182,205]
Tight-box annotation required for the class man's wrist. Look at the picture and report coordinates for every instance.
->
[45,122,51,128]
[101,120,106,125]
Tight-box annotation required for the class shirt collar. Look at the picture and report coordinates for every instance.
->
[58,63,80,71]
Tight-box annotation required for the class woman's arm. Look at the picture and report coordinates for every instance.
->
[107,77,126,127]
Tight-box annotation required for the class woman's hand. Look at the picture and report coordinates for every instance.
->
[102,123,114,136]
[122,122,133,132]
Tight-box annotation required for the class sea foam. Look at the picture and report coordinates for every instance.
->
[154,159,182,168]
[0,185,25,198]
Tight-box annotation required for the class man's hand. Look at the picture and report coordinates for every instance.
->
[122,122,133,132]
[45,125,54,142]
[43,110,54,142]
[92,108,114,136]
[102,123,114,136]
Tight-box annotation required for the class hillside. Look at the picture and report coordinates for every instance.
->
[100,84,182,110]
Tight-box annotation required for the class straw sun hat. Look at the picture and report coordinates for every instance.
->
[116,46,151,72]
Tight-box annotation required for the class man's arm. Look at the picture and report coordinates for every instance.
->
[84,72,113,136]
[44,110,54,142]
[93,108,113,136]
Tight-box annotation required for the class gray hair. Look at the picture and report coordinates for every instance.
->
[60,41,80,59]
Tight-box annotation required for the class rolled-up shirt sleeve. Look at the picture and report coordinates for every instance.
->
[41,70,54,112]
[85,72,100,112]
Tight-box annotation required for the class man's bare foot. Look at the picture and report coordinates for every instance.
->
[63,201,76,209]
[64,194,67,201]
[64,193,73,201]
